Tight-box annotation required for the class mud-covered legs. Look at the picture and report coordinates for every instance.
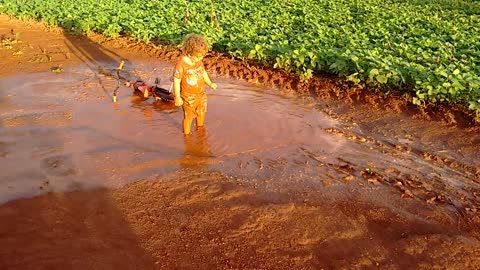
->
[183,117,193,135]
[196,112,205,127]
[183,113,205,135]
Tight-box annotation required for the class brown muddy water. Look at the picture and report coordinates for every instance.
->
[0,59,478,215]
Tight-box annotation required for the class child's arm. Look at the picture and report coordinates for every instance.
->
[203,70,217,90]
[173,77,183,106]
[173,63,184,106]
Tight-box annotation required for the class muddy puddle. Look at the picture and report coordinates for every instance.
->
[0,59,479,215]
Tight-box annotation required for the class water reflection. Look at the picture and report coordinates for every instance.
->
[180,126,212,171]
[129,92,176,112]
[127,90,213,171]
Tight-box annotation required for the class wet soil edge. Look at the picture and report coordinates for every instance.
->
[91,33,480,129]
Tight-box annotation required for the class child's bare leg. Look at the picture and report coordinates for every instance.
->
[196,112,205,128]
[183,117,194,135]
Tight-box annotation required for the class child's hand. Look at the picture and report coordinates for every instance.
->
[210,83,218,90]
[174,96,183,107]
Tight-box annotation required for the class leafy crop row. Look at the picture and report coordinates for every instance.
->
[1,0,479,117]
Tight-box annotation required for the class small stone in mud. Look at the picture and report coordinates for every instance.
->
[385,168,400,174]
[323,178,334,187]
[357,137,367,143]
[367,178,379,184]
[343,175,354,182]
[426,196,437,204]
[362,167,374,176]
[401,189,414,198]
[50,66,63,73]
[39,180,49,190]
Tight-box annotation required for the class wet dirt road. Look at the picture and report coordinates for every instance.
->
[0,15,479,269]
[1,60,478,212]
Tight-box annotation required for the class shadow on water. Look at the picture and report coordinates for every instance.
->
[180,126,212,171]
[62,30,130,100]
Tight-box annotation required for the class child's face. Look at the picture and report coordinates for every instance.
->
[189,52,205,64]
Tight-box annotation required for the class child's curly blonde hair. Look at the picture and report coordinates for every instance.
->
[181,33,209,55]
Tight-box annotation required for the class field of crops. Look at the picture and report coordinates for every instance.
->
[1,0,479,117]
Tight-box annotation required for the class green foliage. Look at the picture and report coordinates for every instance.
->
[1,0,480,116]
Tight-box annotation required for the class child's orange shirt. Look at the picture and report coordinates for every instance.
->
[173,57,205,95]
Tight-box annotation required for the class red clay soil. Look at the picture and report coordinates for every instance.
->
[0,15,479,270]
